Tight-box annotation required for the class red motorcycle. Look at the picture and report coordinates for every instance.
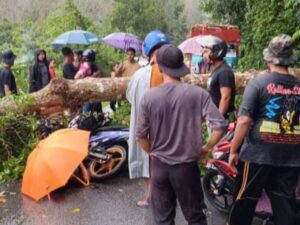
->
[202,123,300,225]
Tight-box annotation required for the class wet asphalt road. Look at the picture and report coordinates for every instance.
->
[0,171,265,225]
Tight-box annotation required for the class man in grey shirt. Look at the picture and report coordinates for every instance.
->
[136,44,227,225]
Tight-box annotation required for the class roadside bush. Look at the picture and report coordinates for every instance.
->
[0,112,39,183]
[111,100,131,126]
[0,93,70,183]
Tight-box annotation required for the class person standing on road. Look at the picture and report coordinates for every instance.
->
[228,34,300,225]
[126,30,170,207]
[0,50,17,97]
[202,35,236,120]
[136,44,228,225]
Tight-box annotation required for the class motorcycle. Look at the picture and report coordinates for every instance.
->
[202,122,300,224]
[38,113,129,181]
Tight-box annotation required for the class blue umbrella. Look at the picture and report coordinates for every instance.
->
[51,30,101,46]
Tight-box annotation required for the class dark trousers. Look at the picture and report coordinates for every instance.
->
[82,102,102,113]
[150,157,207,225]
[228,161,300,225]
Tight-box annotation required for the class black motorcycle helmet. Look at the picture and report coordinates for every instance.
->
[201,35,227,61]
[82,49,96,62]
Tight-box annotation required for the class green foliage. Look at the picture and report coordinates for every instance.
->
[0,20,13,48]
[11,63,31,93]
[200,0,247,28]
[0,95,70,183]
[44,0,94,39]
[163,0,188,45]
[104,0,187,45]
[0,112,39,183]
[201,0,300,70]
[239,0,300,70]
[111,101,131,126]
[106,0,167,39]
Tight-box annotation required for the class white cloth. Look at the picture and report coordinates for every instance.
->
[126,65,152,179]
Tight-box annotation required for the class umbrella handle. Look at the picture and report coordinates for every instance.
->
[72,163,90,186]
[72,174,90,187]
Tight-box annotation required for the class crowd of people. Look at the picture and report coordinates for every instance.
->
[0,29,299,225]
[0,45,141,112]
[127,30,300,225]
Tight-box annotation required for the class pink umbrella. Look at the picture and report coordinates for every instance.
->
[178,35,205,55]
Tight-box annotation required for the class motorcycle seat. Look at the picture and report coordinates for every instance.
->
[93,126,128,133]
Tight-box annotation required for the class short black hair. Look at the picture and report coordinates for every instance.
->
[61,47,73,56]
[126,48,136,54]
[74,50,83,56]
[149,43,164,58]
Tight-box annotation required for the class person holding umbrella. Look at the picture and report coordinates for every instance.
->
[126,30,170,207]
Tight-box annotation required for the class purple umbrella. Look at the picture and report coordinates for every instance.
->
[102,32,143,52]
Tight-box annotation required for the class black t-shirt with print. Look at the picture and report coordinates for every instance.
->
[239,72,300,167]
[0,67,17,96]
[208,61,235,114]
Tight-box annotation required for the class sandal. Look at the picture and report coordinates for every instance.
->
[136,199,150,207]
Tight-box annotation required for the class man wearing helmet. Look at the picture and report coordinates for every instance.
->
[126,30,170,207]
[228,34,300,225]
[201,35,236,120]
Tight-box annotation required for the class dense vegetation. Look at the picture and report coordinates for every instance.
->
[200,0,300,70]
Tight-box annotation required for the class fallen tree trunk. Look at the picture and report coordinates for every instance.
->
[1,68,299,115]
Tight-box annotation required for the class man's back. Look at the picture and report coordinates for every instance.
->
[239,72,300,166]
[137,82,226,165]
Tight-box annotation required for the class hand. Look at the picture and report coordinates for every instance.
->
[228,152,239,171]
[198,145,211,164]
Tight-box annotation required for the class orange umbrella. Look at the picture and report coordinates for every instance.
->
[22,128,90,201]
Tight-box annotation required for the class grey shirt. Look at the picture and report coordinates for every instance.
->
[136,82,228,165]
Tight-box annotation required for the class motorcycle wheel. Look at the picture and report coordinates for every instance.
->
[202,169,233,214]
[88,145,127,180]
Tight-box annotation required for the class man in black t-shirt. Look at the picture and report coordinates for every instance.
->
[228,34,300,225]
[0,50,17,97]
[202,36,236,119]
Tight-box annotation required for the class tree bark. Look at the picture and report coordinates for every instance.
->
[0,68,299,115]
